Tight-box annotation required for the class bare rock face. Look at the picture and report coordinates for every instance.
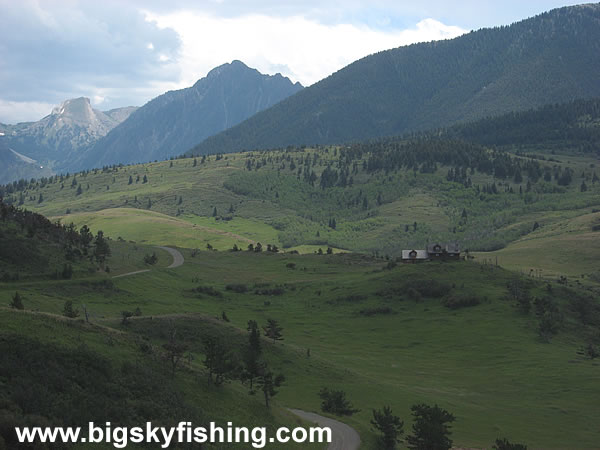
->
[0,98,137,182]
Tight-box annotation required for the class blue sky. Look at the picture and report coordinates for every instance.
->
[0,0,584,123]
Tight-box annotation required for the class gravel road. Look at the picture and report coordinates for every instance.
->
[288,408,360,450]
[155,246,184,268]
[112,246,184,278]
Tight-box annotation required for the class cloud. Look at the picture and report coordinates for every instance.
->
[0,0,472,123]
[144,11,466,88]
[0,0,181,122]
[0,99,55,124]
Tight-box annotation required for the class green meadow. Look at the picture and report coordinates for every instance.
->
[4,144,598,284]
[2,243,600,448]
[1,132,599,448]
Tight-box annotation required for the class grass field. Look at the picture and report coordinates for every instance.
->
[475,211,600,285]
[2,244,599,449]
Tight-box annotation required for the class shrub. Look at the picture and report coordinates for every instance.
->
[254,287,285,296]
[225,283,248,293]
[336,294,367,303]
[359,307,395,317]
[62,300,79,318]
[192,286,223,298]
[144,252,158,265]
[10,292,24,310]
[441,295,480,310]
[318,388,360,416]
[403,279,451,298]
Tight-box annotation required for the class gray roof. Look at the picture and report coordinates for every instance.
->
[446,243,460,253]
[427,243,444,253]
[402,249,429,259]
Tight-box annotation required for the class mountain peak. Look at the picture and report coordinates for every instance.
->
[81,61,303,169]
[204,60,252,80]
[51,97,96,123]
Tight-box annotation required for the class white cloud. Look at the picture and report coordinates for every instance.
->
[0,99,55,124]
[144,11,466,87]
[0,1,467,122]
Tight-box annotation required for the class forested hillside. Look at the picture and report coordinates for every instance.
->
[445,98,600,152]
[190,4,600,155]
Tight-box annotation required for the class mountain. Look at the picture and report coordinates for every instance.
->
[78,60,303,169]
[190,4,600,156]
[103,106,138,123]
[443,98,600,153]
[0,141,52,184]
[0,98,136,180]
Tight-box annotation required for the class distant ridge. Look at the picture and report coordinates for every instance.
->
[78,60,303,169]
[0,98,135,182]
[189,4,600,155]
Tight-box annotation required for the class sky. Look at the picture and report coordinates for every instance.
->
[0,0,584,123]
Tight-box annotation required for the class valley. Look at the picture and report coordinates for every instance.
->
[1,3,600,449]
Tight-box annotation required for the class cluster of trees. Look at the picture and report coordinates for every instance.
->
[162,318,286,408]
[0,163,126,200]
[0,199,110,266]
[241,242,279,253]
[314,391,528,450]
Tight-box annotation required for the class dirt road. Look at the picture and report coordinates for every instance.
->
[112,246,184,278]
[288,408,361,450]
[155,246,184,268]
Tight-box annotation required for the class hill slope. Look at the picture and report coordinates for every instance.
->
[79,60,303,169]
[190,4,600,155]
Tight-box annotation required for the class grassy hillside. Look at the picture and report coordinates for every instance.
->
[0,311,318,450]
[474,211,600,281]
[2,240,600,448]
[2,131,598,284]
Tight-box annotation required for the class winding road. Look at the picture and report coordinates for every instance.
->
[155,246,185,268]
[288,409,361,450]
[112,246,184,278]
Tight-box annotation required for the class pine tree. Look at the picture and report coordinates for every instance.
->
[371,406,404,450]
[263,318,283,342]
[63,300,79,318]
[406,404,455,450]
[256,369,285,408]
[10,292,24,310]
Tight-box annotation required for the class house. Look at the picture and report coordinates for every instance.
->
[402,243,461,263]
[427,243,444,259]
[444,243,461,260]
[401,249,429,263]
